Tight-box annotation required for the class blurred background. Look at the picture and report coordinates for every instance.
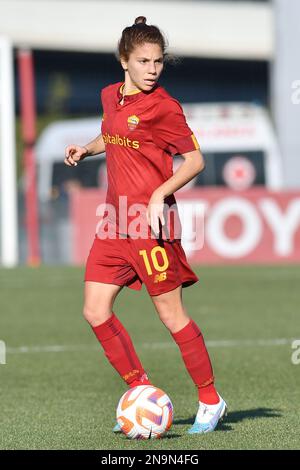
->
[0,0,299,266]
[1,0,300,451]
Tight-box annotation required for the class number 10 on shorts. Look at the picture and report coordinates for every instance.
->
[139,247,169,276]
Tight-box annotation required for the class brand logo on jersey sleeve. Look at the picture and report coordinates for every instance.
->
[127,115,140,130]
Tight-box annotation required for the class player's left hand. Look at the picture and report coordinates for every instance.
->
[146,190,165,236]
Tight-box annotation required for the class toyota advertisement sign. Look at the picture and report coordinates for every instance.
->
[70,188,300,265]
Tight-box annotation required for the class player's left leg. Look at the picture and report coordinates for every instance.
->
[151,285,227,434]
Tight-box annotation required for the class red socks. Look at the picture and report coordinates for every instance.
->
[92,313,219,404]
[92,313,151,387]
[171,319,220,404]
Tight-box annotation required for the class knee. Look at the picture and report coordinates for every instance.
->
[83,303,112,327]
[157,305,189,334]
[159,314,178,333]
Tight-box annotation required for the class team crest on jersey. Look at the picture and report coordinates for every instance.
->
[127,115,140,130]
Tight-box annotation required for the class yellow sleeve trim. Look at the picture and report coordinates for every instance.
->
[191,133,200,150]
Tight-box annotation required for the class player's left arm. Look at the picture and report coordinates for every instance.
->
[146,148,205,234]
[156,148,205,198]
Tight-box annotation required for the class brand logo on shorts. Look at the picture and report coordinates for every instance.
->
[154,272,167,283]
[127,115,140,130]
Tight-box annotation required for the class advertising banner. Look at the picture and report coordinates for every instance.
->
[70,188,300,265]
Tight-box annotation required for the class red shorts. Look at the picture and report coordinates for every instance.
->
[84,235,199,296]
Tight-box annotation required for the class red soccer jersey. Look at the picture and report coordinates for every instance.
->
[99,81,200,240]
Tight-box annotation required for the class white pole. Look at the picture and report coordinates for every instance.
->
[271,0,300,188]
[0,36,18,267]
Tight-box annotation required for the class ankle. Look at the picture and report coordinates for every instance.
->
[198,383,220,405]
[129,373,152,388]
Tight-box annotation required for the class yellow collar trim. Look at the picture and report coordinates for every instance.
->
[120,83,142,96]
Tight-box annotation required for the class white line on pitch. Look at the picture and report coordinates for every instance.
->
[142,338,296,349]
[5,338,296,355]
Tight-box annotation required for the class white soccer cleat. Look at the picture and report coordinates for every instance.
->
[188,394,227,434]
[113,422,122,433]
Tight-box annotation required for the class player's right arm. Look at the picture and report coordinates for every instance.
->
[64,134,105,167]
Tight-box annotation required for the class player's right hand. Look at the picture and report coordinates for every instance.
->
[64,145,88,167]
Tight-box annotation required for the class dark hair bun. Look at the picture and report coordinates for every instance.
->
[118,17,166,61]
[134,16,147,25]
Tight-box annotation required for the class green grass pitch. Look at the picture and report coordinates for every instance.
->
[0,265,299,450]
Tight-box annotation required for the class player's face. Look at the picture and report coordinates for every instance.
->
[121,42,164,92]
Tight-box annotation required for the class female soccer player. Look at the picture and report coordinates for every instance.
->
[65,16,227,434]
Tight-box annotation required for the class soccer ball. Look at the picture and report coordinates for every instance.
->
[116,385,173,439]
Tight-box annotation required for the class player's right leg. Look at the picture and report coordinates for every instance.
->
[83,280,122,327]
[83,281,151,432]
[83,281,151,387]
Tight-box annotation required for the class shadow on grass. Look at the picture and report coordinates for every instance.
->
[174,408,282,432]
[161,433,182,439]
[117,432,182,441]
